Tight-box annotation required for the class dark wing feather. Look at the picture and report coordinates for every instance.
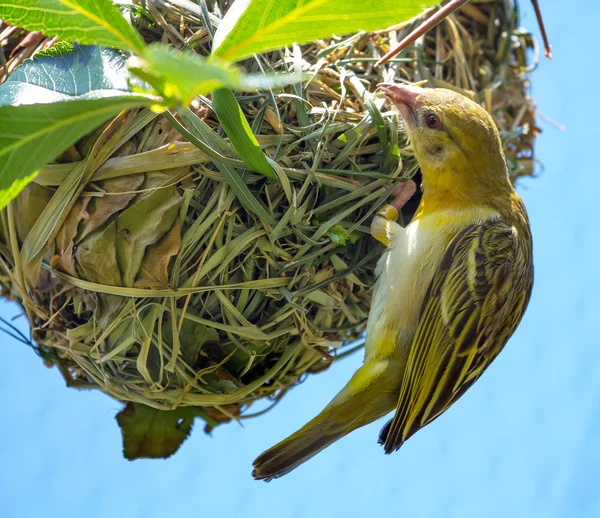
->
[381,217,533,453]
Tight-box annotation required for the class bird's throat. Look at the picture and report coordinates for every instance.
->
[414,162,513,220]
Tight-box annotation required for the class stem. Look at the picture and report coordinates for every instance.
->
[530,0,552,59]
[375,0,471,68]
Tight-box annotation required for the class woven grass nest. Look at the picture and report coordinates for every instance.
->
[0,0,538,458]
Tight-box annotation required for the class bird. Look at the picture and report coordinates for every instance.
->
[252,84,534,481]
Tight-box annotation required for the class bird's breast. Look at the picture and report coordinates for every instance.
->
[364,208,499,361]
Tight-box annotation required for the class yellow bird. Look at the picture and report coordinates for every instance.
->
[252,84,534,481]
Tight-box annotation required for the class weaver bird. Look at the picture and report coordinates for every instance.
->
[252,84,533,481]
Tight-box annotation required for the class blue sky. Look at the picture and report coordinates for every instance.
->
[1,1,599,517]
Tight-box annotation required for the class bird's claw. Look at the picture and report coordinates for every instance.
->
[371,214,394,246]
[377,204,399,222]
[371,180,417,246]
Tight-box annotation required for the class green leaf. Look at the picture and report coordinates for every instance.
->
[212,0,436,62]
[0,0,145,52]
[76,220,122,286]
[128,44,241,106]
[116,403,195,460]
[116,186,182,287]
[0,44,153,210]
[0,44,137,106]
[128,44,298,107]
[0,95,152,210]
[212,89,275,179]
[0,171,39,212]
[327,225,349,245]
[364,93,389,159]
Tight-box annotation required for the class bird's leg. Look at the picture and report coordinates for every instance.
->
[371,180,417,246]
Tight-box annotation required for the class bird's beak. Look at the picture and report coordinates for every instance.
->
[377,83,423,129]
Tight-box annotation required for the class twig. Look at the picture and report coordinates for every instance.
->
[375,0,471,67]
[531,0,552,59]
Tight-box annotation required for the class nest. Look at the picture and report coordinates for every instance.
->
[0,0,538,456]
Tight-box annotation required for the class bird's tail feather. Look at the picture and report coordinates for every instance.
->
[251,421,344,481]
[252,359,400,481]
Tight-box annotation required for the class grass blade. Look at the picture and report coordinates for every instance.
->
[212,88,276,179]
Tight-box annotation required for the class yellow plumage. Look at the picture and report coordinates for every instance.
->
[252,84,533,480]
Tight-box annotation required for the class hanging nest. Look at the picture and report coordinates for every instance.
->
[0,0,538,458]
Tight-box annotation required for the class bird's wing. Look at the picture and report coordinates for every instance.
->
[381,217,533,454]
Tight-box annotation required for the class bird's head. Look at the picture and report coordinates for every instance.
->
[378,83,512,204]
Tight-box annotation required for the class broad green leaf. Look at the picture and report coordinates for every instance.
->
[128,44,241,106]
[0,0,145,52]
[0,95,152,210]
[128,44,298,107]
[212,88,275,179]
[0,44,153,209]
[116,403,195,460]
[212,0,436,62]
[0,44,136,106]
[327,225,349,245]
[0,171,38,212]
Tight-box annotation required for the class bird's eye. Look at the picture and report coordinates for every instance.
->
[425,113,441,129]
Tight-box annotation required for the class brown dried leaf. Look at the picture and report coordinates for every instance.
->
[202,404,240,434]
[61,144,83,163]
[21,110,135,289]
[75,220,122,286]
[116,186,182,287]
[9,31,44,59]
[113,140,137,158]
[143,116,187,151]
[202,404,240,423]
[78,174,144,242]
[134,219,181,289]
[51,197,91,276]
